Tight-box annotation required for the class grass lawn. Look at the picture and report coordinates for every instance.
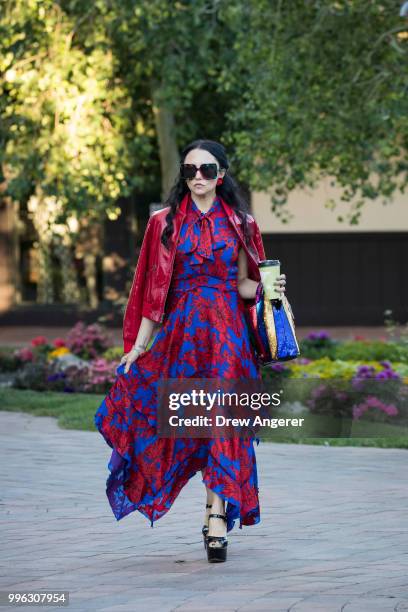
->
[0,388,104,431]
[0,388,407,449]
[259,410,408,448]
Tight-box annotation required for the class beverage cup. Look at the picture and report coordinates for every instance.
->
[258,259,281,300]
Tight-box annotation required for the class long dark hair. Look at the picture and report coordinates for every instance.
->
[161,139,251,249]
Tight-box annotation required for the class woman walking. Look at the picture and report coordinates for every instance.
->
[94,139,286,562]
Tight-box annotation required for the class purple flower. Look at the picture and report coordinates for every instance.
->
[375,369,400,380]
[271,363,286,373]
[47,372,66,382]
[311,384,327,399]
[351,378,364,390]
[355,365,375,376]
[306,330,331,341]
[336,392,348,402]
[354,363,400,381]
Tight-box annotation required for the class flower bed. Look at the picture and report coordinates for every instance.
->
[261,330,408,429]
[1,326,407,430]
[0,322,123,394]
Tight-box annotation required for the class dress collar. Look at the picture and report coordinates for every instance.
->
[189,196,220,218]
[183,197,221,263]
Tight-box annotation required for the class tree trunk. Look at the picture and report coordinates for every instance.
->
[84,252,99,309]
[0,196,20,310]
[0,167,22,309]
[151,82,180,202]
[36,240,54,303]
[76,219,103,308]
[27,190,55,304]
[53,235,81,304]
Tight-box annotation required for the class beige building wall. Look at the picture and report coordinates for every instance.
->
[252,177,407,233]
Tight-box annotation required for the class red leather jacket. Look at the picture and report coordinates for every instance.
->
[123,191,266,352]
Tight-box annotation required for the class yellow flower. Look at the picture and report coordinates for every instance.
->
[286,358,407,380]
[47,346,70,361]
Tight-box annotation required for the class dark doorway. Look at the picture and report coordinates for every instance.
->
[262,232,408,325]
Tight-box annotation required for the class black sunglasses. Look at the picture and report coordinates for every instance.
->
[180,163,219,180]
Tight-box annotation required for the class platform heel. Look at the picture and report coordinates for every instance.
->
[202,503,212,549]
[206,513,228,563]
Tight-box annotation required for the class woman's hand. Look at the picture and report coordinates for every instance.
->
[274,273,287,296]
[120,345,146,374]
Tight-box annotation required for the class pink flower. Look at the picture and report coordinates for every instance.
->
[65,321,113,358]
[353,395,398,420]
[31,336,48,346]
[53,337,66,347]
[87,358,117,386]
[15,347,34,362]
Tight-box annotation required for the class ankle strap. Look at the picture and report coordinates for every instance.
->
[209,513,227,521]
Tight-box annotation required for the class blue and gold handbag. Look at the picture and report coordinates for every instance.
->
[245,281,300,365]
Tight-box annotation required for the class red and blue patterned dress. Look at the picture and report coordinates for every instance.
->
[94,196,262,532]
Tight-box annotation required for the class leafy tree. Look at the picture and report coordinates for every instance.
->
[0,0,134,302]
[81,0,407,223]
[71,0,235,200]
[1,0,407,308]
[217,0,408,223]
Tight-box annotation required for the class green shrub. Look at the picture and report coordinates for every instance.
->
[0,349,20,372]
[334,341,408,363]
[102,346,123,361]
[299,338,338,360]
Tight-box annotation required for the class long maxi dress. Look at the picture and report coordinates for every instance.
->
[94,196,262,533]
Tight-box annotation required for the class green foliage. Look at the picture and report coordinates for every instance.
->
[335,340,408,363]
[299,336,338,360]
[1,0,407,228]
[0,348,20,372]
[13,355,53,391]
[287,356,408,380]
[289,356,360,380]
[0,388,103,431]
[217,0,408,223]
[0,0,135,222]
[299,338,408,363]
[91,0,235,164]
[102,346,123,361]
[1,388,407,446]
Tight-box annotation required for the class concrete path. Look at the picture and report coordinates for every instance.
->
[1,411,407,612]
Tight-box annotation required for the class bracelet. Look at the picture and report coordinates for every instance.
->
[132,343,146,352]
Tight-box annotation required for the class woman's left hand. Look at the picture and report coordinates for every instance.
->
[274,273,286,295]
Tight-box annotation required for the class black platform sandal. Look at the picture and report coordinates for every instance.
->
[202,503,212,550]
[206,513,228,563]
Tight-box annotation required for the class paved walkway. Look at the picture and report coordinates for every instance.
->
[1,411,407,612]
